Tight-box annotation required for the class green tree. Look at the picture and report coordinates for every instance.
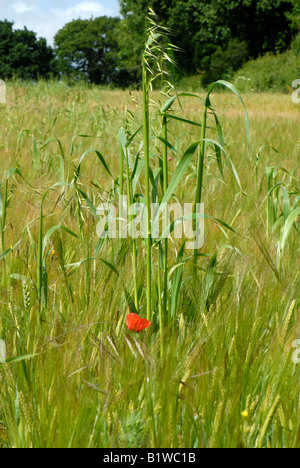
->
[0,21,56,80]
[289,0,300,30]
[0,20,14,78]
[54,17,125,85]
[119,0,296,80]
[201,39,249,87]
[213,0,295,56]
[10,29,56,80]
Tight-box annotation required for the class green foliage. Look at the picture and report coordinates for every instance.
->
[176,75,204,92]
[202,39,249,87]
[1,1,298,86]
[54,17,129,86]
[0,20,14,78]
[0,21,56,80]
[287,0,300,30]
[212,0,295,55]
[232,49,300,92]
[119,0,296,81]
[291,32,300,54]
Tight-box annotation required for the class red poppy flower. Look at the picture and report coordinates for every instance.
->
[126,313,151,333]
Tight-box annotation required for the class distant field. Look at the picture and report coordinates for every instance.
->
[0,82,299,448]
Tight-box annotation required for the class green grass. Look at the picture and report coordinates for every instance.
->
[0,77,299,448]
[176,74,205,93]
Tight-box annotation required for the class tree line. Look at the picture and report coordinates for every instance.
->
[0,0,299,87]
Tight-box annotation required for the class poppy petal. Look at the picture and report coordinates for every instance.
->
[137,318,151,332]
[126,313,151,333]
[126,313,140,332]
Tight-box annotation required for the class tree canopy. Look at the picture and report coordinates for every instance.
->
[0,20,56,80]
[0,1,299,86]
[54,16,126,85]
[119,0,296,78]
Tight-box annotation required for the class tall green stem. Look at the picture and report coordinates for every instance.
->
[143,63,152,321]
[157,244,163,356]
[125,147,139,311]
[193,106,208,266]
[37,201,43,313]
[0,179,8,255]
[162,115,169,321]
[119,144,124,197]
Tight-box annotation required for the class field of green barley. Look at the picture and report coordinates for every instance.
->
[0,77,299,448]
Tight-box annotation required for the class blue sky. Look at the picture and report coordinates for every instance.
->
[0,0,120,45]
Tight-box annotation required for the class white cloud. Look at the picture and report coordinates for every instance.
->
[0,1,120,45]
[13,2,36,14]
[65,1,112,16]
